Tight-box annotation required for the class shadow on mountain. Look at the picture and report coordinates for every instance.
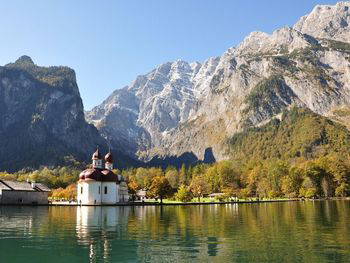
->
[147,147,216,169]
[203,148,216,163]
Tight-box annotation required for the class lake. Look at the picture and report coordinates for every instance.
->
[0,201,349,262]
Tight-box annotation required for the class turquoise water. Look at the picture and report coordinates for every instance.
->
[0,201,349,262]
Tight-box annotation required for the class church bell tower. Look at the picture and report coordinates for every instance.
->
[92,147,103,169]
[105,150,113,171]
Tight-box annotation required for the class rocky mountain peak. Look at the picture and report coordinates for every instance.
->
[4,55,79,96]
[294,1,350,42]
[6,55,36,70]
[14,55,34,65]
[236,27,317,56]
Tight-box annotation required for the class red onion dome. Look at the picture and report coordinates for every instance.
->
[92,148,102,160]
[105,151,113,163]
[79,169,103,181]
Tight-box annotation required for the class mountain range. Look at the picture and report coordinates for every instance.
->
[1,2,350,171]
[87,2,350,162]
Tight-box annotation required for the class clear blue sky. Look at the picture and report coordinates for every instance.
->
[0,0,340,110]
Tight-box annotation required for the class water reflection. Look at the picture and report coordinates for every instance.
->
[76,206,131,262]
[0,201,349,262]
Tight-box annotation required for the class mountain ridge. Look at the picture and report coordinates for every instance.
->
[86,1,350,165]
[1,2,350,172]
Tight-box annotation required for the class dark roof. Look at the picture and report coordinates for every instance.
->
[79,169,119,182]
[2,180,35,191]
[101,170,119,182]
[79,168,103,181]
[34,183,51,192]
[0,180,50,192]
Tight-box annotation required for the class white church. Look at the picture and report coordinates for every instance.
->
[77,148,129,205]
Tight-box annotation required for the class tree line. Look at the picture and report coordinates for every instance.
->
[124,153,350,202]
[0,153,349,202]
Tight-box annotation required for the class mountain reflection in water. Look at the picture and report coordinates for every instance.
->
[0,201,350,262]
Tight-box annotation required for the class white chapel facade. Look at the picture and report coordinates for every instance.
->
[77,148,129,205]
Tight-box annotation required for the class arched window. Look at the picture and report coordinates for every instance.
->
[104,186,108,194]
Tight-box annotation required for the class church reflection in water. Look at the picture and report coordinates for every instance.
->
[76,206,132,262]
[75,204,239,262]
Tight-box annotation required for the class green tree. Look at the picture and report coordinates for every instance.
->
[179,164,188,185]
[303,160,329,197]
[175,185,192,202]
[299,177,317,198]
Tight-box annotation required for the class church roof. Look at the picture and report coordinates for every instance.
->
[79,168,119,182]
[101,169,119,182]
[79,168,103,181]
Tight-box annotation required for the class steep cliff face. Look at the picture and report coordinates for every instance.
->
[86,60,206,160]
[0,56,135,171]
[87,1,350,164]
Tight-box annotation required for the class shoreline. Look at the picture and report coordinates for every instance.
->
[1,197,349,207]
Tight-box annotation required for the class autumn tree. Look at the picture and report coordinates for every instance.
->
[165,167,180,189]
[51,184,76,200]
[148,176,173,203]
[241,162,263,197]
[190,175,209,202]
[128,177,141,201]
[281,167,303,198]
[322,155,350,197]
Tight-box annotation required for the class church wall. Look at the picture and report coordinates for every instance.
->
[116,184,120,203]
[101,182,117,204]
[78,181,102,205]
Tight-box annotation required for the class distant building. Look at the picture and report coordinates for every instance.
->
[77,148,129,205]
[0,180,51,205]
[136,189,147,202]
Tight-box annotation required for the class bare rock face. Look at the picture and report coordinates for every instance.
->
[0,56,135,171]
[86,59,208,160]
[87,2,350,164]
[294,1,350,42]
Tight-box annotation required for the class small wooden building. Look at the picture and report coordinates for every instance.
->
[0,180,51,205]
